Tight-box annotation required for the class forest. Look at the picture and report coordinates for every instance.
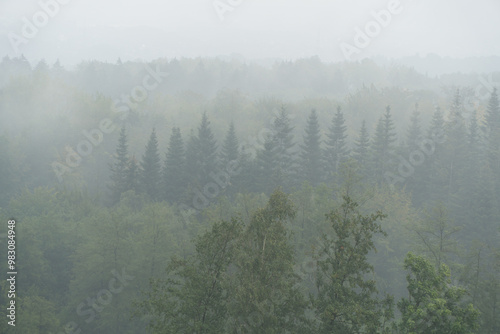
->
[0,55,499,333]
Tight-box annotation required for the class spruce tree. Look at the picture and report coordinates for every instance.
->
[108,127,129,204]
[197,112,218,186]
[220,121,239,167]
[424,106,447,204]
[404,103,426,205]
[443,90,468,213]
[272,106,297,191]
[485,88,500,198]
[163,127,186,203]
[370,106,397,183]
[459,110,489,228]
[255,134,278,194]
[299,109,322,186]
[125,155,140,194]
[140,128,162,201]
[406,103,422,152]
[353,120,370,177]
[185,129,200,188]
[324,106,349,183]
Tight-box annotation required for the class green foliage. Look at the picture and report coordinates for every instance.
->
[14,292,61,333]
[371,106,397,183]
[395,252,480,334]
[410,203,461,270]
[220,121,239,167]
[313,195,393,333]
[197,112,219,186]
[141,128,162,201]
[460,242,500,333]
[109,127,130,204]
[163,127,186,203]
[2,56,500,334]
[353,120,370,177]
[0,136,14,207]
[137,218,241,334]
[228,189,310,333]
[270,106,297,191]
[299,109,322,186]
[324,106,349,183]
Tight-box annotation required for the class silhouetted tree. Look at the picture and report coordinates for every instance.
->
[299,109,322,186]
[353,120,370,177]
[108,127,129,203]
[163,127,186,203]
[141,128,162,201]
[324,106,349,183]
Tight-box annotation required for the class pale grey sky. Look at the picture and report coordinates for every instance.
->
[1,0,499,66]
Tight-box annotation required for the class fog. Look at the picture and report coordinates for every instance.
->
[2,0,500,67]
[1,1,499,333]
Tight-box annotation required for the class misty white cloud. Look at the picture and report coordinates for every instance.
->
[0,0,499,66]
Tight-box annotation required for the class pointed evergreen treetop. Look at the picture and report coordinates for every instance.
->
[141,128,162,200]
[163,127,186,203]
[273,106,295,154]
[324,106,349,178]
[221,121,239,166]
[383,105,397,146]
[197,112,218,184]
[108,127,129,203]
[353,120,370,164]
[406,103,422,151]
[486,87,499,133]
[299,109,322,185]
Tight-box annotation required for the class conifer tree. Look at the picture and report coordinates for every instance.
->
[460,111,496,235]
[255,134,278,194]
[299,109,322,186]
[324,106,349,183]
[272,106,297,190]
[424,106,447,204]
[404,103,426,204]
[197,112,218,186]
[108,127,129,204]
[163,127,186,203]
[370,106,397,183]
[406,103,422,152]
[185,129,200,188]
[140,128,162,201]
[353,120,370,177]
[443,90,468,212]
[125,155,140,194]
[220,121,239,167]
[485,88,500,198]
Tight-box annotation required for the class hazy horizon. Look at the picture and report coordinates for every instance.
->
[1,0,499,69]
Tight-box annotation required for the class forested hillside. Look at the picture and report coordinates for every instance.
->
[0,56,499,333]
